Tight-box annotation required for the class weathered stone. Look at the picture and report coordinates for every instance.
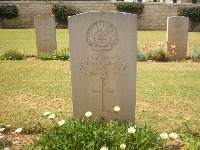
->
[34,15,57,54]
[166,16,189,60]
[69,11,137,123]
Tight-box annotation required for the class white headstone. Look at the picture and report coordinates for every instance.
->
[166,16,189,60]
[69,11,137,123]
[34,15,57,54]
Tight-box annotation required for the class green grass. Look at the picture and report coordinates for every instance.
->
[0,29,199,56]
[0,60,200,133]
[0,30,200,134]
[138,31,200,56]
[136,62,200,132]
[0,60,72,132]
[0,29,68,55]
[25,119,166,150]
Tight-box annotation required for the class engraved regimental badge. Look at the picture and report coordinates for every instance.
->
[174,19,183,28]
[87,21,118,51]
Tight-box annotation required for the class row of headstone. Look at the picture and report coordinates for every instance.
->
[34,13,189,123]
[68,12,189,123]
[33,14,189,62]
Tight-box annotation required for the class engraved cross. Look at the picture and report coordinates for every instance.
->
[93,78,114,112]
[42,33,49,46]
[42,27,50,46]
[40,20,49,46]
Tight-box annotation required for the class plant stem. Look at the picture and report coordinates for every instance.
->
[21,134,31,144]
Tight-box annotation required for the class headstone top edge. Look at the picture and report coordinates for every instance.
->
[167,16,189,19]
[68,11,137,20]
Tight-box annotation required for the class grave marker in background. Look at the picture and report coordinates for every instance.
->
[34,15,57,54]
[69,12,137,123]
[166,16,189,60]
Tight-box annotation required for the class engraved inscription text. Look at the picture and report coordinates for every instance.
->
[75,56,129,76]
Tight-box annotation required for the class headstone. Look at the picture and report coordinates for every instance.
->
[34,15,57,54]
[166,16,189,60]
[69,11,137,123]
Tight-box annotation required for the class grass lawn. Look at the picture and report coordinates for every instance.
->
[0,29,69,55]
[0,29,200,55]
[0,60,200,133]
[0,30,200,133]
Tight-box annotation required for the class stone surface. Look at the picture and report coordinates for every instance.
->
[69,11,137,123]
[166,16,189,60]
[34,15,57,54]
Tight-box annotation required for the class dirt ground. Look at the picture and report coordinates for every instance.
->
[3,133,40,150]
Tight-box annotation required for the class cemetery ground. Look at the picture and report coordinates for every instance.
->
[0,29,200,149]
[0,29,200,55]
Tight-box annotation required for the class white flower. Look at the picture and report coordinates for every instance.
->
[171,45,176,48]
[43,112,51,116]
[114,106,120,112]
[169,132,178,140]
[120,143,126,149]
[48,114,55,119]
[0,128,5,132]
[15,128,22,133]
[160,132,168,140]
[6,125,11,127]
[128,126,136,134]
[85,111,92,118]
[13,141,18,144]
[100,146,108,150]
[58,120,65,126]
